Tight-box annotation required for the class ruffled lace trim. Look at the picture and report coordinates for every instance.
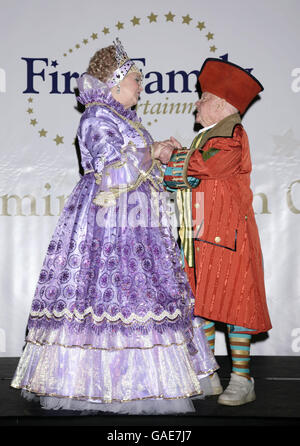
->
[29,306,183,325]
[20,390,199,414]
[77,88,139,122]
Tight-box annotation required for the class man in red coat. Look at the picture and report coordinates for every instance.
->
[162,58,272,406]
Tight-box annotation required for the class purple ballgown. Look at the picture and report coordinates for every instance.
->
[11,74,218,414]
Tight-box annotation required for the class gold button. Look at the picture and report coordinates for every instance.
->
[194,203,200,208]
[215,236,221,243]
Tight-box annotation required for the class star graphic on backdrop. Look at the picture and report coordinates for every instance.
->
[273,129,300,158]
[210,45,217,52]
[30,119,37,126]
[51,60,58,68]
[206,32,214,40]
[147,13,158,23]
[131,16,140,26]
[102,27,109,35]
[165,11,175,21]
[82,39,88,44]
[116,21,124,30]
[27,108,33,114]
[68,48,73,53]
[182,14,192,24]
[91,33,98,40]
[39,129,47,137]
[27,97,33,103]
[54,135,64,145]
[197,21,205,30]
[75,44,80,49]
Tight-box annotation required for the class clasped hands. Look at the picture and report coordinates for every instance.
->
[152,137,182,164]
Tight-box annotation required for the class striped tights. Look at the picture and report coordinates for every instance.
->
[203,320,251,380]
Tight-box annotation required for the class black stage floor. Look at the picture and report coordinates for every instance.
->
[1,356,299,433]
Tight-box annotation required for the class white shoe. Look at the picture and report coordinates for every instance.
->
[218,373,256,406]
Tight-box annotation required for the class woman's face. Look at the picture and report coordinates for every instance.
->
[111,71,143,109]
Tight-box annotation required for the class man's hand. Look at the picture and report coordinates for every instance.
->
[152,140,173,164]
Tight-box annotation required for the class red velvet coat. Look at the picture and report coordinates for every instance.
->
[180,114,271,334]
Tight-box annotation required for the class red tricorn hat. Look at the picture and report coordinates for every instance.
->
[198,58,264,114]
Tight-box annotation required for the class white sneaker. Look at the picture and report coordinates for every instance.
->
[218,373,256,406]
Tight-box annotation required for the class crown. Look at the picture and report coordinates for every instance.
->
[106,38,142,88]
[114,37,130,66]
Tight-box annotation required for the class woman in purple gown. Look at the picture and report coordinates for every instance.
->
[11,39,218,414]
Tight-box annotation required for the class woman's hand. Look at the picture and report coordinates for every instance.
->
[169,136,182,149]
[159,145,173,164]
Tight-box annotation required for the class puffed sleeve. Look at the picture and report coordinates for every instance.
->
[77,106,159,207]
[78,109,124,174]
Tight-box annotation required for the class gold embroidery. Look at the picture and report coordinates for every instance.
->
[182,131,206,188]
[26,337,189,352]
[177,189,194,267]
[85,103,163,207]
[83,169,94,175]
[93,156,159,207]
[85,101,148,146]
[94,172,102,184]
[175,132,206,267]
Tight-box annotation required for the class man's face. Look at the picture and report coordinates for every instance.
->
[195,92,223,127]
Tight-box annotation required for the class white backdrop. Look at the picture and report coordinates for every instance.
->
[0,0,299,357]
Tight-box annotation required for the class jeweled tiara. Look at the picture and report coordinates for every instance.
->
[106,38,142,88]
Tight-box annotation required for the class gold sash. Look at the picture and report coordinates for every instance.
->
[177,131,206,267]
